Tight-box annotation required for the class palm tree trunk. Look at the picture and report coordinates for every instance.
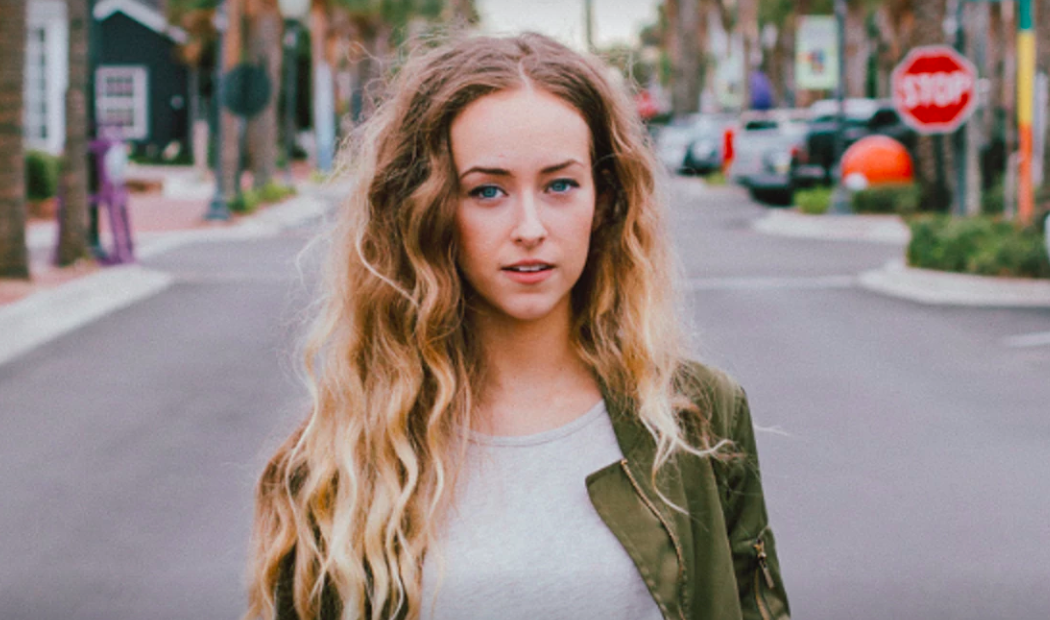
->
[845,0,868,98]
[56,0,91,266]
[671,0,701,115]
[221,0,244,199]
[0,0,29,279]
[246,0,281,189]
[910,0,951,210]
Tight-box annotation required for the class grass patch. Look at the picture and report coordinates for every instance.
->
[795,187,833,215]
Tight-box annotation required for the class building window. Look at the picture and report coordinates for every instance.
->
[24,26,48,142]
[96,66,149,140]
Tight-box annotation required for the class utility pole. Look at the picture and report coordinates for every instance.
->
[830,0,851,214]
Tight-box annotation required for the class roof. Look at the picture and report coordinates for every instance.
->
[93,0,188,45]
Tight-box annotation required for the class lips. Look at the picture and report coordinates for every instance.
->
[501,260,555,284]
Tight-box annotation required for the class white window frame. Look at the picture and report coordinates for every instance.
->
[95,65,149,141]
[24,0,68,155]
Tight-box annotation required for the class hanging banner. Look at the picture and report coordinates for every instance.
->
[796,16,839,91]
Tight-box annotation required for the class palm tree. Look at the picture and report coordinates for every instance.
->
[56,0,91,266]
[0,0,29,279]
[246,0,282,189]
[908,0,951,210]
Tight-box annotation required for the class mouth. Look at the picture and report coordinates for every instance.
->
[502,262,554,273]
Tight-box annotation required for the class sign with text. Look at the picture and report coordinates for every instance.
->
[796,16,839,91]
[892,46,977,134]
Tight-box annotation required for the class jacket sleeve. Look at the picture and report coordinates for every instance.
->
[716,384,791,620]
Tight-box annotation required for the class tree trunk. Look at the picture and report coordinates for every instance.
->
[247,0,281,189]
[0,0,29,279]
[738,0,757,111]
[909,0,950,210]
[220,0,244,199]
[845,0,868,98]
[671,0,701,115]
[56,0,91,266]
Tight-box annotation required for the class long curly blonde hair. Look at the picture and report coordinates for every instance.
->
[246,32,716,620]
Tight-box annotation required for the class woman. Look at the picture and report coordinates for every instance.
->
[246,33,789,620]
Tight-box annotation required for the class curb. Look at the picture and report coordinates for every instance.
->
[0,188,334,368]
[858,260,1050,307]
[0,265,174,366]
[753,210,911,245]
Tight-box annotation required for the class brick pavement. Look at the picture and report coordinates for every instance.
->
[0,162,313,307]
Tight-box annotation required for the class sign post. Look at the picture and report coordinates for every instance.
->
[892,45,978,214]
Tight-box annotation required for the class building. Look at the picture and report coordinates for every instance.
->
[24,0,69,155]
[93,0,191,157]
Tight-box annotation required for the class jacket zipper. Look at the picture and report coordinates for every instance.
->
[752,537,774,620]
[620,458,687,620]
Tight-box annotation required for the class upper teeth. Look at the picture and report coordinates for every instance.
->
[511,265,546,272]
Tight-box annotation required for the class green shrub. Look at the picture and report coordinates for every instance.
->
[982,182,1005,215]
[907,215,1050,278]
[795,187,832,215]
[230,189,261,214]
[851,183,921,215]
[703,171,727,186]
[25,150,59,201]
[258,181,295,203]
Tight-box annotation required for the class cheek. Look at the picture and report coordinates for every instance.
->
[454,208,493,271]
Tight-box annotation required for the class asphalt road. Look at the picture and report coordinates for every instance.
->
[1,179,1048,619]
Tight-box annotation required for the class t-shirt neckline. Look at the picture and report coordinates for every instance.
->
[469,399,607,447]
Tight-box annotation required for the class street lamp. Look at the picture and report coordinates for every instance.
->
[278,0,311,187]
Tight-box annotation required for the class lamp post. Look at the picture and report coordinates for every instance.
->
[278,0,310,187]
[205,1,231,221]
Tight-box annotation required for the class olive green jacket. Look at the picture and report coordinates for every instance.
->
[276,362,790,620]
[588,361,790,620]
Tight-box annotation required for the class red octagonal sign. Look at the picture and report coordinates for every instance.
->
[892,45,978,135]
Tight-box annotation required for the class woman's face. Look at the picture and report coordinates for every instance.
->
[450,86,596,326]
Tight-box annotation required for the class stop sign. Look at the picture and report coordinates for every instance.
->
[892,45,978,134]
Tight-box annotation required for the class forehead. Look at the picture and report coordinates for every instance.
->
[449,87,592,170]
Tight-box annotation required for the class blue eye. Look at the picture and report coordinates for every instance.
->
[470,185,504,200]
[549,179,579,194]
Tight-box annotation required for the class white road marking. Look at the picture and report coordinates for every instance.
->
[1002,331,1050,348]
[683,275,856,291]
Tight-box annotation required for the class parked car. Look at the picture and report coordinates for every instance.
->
[726,109,809,206]
[791,98,917,187]
[681,113,737,175]
[655,113,736,174]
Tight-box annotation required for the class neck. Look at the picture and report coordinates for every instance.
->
[469,301,600,435]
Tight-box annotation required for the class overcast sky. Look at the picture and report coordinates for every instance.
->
[476,0,661,50]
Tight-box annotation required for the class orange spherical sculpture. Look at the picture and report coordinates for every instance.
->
[840,135,914,190]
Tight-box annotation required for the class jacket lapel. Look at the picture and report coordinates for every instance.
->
[585,388,695,620]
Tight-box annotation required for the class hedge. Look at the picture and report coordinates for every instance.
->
[907,215,1050,279]
[25,151,59,201]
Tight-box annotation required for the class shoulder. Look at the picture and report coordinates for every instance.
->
[671,359,748,440]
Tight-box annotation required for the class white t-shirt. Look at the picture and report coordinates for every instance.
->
[419,400,663,620]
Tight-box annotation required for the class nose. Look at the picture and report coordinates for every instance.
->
[512,191,547,246]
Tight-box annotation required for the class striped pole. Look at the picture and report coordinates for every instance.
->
[1018,0,1035,225]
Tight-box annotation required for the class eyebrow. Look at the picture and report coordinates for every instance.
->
[458,159,584,180]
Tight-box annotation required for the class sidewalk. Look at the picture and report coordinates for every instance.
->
[0,164,339,366]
